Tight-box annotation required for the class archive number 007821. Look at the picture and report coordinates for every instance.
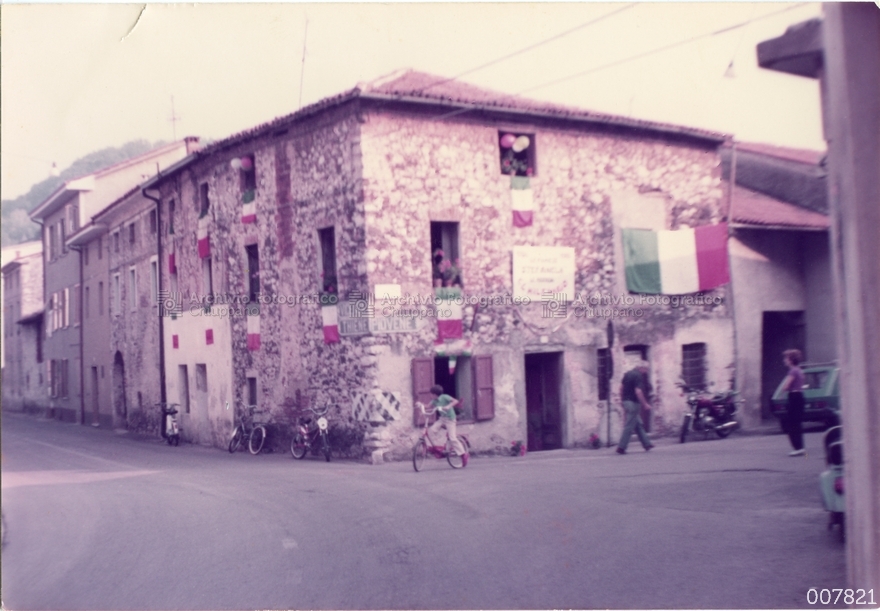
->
[807,589,875,605]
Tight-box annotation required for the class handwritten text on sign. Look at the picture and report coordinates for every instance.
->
[513,246,576,301]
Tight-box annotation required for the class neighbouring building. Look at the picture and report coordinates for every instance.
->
[1,241,44,412]
[28,139,200,423]
[67,186,165,430]
[144,70,737,458]
[724,141,835,427]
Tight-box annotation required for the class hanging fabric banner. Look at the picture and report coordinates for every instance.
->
[322,304,340,344]
[247,313,261,350]
[621,223,730,294]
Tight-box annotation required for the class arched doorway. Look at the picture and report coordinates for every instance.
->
[112,351,127,427]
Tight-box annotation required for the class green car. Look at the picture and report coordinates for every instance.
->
[770,364,840,429]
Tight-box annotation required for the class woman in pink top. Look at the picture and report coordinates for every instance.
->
[781,349,806,456]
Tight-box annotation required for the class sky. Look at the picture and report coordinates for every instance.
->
[0,2,826,201]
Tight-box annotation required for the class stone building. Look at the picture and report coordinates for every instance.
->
[145,70,736,457]
[1,242,44,412]
[28,139,199,423]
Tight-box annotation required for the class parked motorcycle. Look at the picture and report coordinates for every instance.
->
[678,382,739,443]
[819,425,845,539]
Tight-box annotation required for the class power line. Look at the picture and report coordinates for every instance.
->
[515,3,811,96]
[418,4,638,94]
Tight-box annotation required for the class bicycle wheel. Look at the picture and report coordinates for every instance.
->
[446,437,466,469]
[249,425,266,455]
[412,439,427,472]
[290,433,308,459]
[228,426,244,453]
[321,433,331,462]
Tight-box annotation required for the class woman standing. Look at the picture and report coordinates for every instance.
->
[781,349,806,456]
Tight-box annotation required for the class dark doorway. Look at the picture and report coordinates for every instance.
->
[525,352,563,451]
[761,311,805,420]
[112,351,127,426]
[91,366,100,425]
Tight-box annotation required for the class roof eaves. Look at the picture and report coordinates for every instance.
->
[28,183,83,221]
[358,91,729,144]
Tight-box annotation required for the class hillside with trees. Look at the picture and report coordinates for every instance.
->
[1,140,167,247]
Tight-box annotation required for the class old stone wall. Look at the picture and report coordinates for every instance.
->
[104,194,163,433]
[355,110,733,457]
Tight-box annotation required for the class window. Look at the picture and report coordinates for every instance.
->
[73,284,81,326]
[97,236,103,260]
[202,257,213,302]
[179,365,190,414]
[60,359,69,399]
[196,364,208,394]
[85,286,90,319]
[498,131,535,176]
[682,343,707,390]
[129,222,136,245]
[98,282,104,316]
[62,288,69,328]
[129,267,137,311]
[69,204,80,232]
[624,344,649,362]
[150,258,159,305]
[113,232,120,253]
[246,245,260,303]
[240,155,256,192]
[430,222,462,287]
[199,183,210,218]
[597,348,612,401]
[112,274,121,315]
[60,219,67,254]
[411,355,494,427]
[149,209,157,234]
[168,199,176,235]
[247,377,258,406]
[318,227,337,296]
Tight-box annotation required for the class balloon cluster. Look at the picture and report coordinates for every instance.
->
[500,133,530,153]
[229,156,254,171]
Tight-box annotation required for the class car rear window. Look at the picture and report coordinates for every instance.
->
[803,370,829,391]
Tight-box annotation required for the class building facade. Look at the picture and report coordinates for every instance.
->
[146,71,736,457]
[28,139,199,423]
[1,243,44,412]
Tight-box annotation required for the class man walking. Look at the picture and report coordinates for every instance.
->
[616,362,655,454]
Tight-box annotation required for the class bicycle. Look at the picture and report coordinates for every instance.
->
[156,402,181,446]
[412,402,470,472]
[290,405,331,462]
[227,401,268,455]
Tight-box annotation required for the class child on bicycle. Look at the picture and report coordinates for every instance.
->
[429,385,467,459]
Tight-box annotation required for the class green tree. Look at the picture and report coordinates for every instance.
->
[1,140,167,247]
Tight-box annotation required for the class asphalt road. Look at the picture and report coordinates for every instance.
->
[1,412,848,610]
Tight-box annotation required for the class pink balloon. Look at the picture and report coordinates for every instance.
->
[240,156,253,171]
[500,133,516,148]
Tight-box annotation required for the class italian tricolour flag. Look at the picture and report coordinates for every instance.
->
[622,223,730,294]
[197,217,211,259]
[247,314,260,351]
[322,304,340,344]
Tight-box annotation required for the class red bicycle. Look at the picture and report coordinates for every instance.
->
[412,402,470,472]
